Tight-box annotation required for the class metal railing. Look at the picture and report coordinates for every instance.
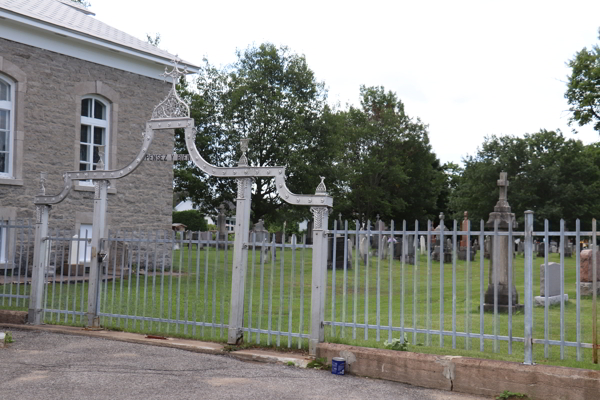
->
[0,219,34,309]
[323,216,599,364]
[4,212,599,364]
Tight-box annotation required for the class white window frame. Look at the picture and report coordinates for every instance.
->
[0,74,15,179]
[79,95,110,185]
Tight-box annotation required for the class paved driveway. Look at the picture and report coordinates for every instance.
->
[1,329,488,400]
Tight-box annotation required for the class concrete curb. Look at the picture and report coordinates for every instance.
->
[0,310,27,324]
[0,323,310,367]
[317,343,600,400]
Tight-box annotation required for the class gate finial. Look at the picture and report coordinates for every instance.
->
[315,176,327,195]
[151,58,190,120]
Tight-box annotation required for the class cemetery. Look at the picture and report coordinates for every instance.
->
[0,55,598,370]
[1,6,600,392]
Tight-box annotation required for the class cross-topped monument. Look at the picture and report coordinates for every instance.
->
[483,171,521,312]
[495,171,510,211]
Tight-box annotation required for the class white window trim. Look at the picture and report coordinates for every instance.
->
[79,95,110,186]
[0,74,15,179]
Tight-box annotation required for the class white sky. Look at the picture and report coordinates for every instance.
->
[92,0,599,166]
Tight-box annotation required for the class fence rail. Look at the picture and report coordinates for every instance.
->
[2,213,598,365]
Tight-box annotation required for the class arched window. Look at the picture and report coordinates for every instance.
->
[0,75,14,177]
[80,96,109,176]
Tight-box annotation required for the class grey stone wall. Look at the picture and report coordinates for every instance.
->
[0,38,175,234]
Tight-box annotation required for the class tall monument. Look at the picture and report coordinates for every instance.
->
[483,172,522,312]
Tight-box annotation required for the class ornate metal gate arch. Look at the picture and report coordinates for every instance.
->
[30,60,332,355]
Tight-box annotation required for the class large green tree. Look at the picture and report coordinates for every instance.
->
[332,86,445,226]
[565,28,600,133]
[450,130,600,230]
[174,44,335,225]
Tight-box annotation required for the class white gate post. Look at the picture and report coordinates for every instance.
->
[523,210,534,364]
[310,205,329,356]
[29,174,51,324]
[228,175,252,344]
[87,172,108,328]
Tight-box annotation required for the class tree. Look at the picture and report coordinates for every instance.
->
[172,210,208,232]
[174,44,335,226]
[565,28,600,133]
[332,86,445,226]
[450,130,600,230]
[146,33,161,47]
[71,0,91,7]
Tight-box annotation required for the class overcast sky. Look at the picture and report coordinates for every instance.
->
[92,0,599,166]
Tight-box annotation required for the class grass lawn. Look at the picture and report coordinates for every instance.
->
[2,241,599,370]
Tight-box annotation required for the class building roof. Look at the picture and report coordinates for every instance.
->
[0,0,199,72]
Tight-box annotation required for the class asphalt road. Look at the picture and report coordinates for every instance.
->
[1,329,488,400]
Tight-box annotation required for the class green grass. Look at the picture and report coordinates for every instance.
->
[2,243,600,370]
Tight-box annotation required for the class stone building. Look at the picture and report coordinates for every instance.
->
[0,0,198,267]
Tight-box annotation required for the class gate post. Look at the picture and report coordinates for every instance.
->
[523,210,534,364]
[228,174,252,344]
[28,174,51,324]
[309,204,329,356]
[87,161,108,328]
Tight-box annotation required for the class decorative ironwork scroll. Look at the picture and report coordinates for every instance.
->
[151,58,190,120]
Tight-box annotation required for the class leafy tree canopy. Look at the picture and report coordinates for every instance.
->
[450,130,600,230]
[332,86,445,227]
[565,28,600,133]
[174,43,335,227]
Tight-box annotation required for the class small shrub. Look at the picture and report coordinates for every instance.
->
[286,361,295,367]
[307,357,330,370]
[5,332,14,344]
[384,333,409,351]
[496,390,529,400]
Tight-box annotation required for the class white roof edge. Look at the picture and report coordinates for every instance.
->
[0,7,200,73]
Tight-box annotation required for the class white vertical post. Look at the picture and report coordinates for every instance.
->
[28,204,50,324]
[524,210,534,365]
[310,206,329,356]
[87,179,108,327]
[228,177,252,344]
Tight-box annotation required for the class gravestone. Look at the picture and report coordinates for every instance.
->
[473,239,479,251]
[432,245,441,261]
[534,262,568,306]
[372,218,386,250]
[420,235,426,255]
[379,235,389,260]
[250,219,271,262]
[484,236,491,259]
[517,239,524,254]
[275,231,284,244]
[561,242,573,258]
[327,234,352,270]
[482,172,522,312]
[305,220,314,245]
[217,203,227,240]
[579,250,600,296]
[460,211,469,249]
[537,242,546,258]
[550,241,558,253]
[359,234,369,265]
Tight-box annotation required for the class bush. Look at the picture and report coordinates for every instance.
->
[384,334,409,351]
[172,210,208,232]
